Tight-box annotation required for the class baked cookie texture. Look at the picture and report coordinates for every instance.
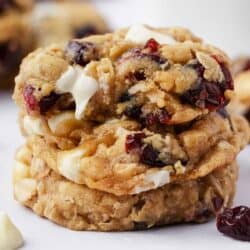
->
[31,1,108,48]
[0,0,34,88]
[14,25,233,125]
[13,144,238,231]
[12,25,250,230]
[19,112,249,196]
[228,57,250,122]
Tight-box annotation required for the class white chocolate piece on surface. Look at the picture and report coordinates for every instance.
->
[0,212,24,250]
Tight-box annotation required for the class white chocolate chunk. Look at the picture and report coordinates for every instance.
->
[13,160,29,183]
[14,179,37,204]
[48,111,76,134]
[0,212,24,250]
[125,24,176,45]
[56,66,99,120]
[57,148,85,183]
[23,116,44,136]
[134,170,170,194]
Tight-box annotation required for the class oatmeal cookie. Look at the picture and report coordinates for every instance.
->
[0,0,34,88]
[31,1,108,48]
[21,112,249,196]
[14,25,233,125]
[13,144,238,231]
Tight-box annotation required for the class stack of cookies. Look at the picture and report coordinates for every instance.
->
[12,25,250,231]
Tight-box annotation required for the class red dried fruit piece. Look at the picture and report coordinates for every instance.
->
[23,85,38,112]
[66,41,97,66]
[144,109,171,126]
[217,206,250,241]
[124,105,142,120]
[182,59,233,111]
[158,109,171,124]
[140,144,166,167]
[119,91,133,102]
[144,38,160,53]
[125,132,145,153]
[38,92,60,114]
[125,132,179,167]
[212,196,224,212]
[133,70,146,81]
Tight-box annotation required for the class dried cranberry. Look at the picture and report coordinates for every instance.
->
[133,70,146,81]
[212,197,224,212]
[140,144,166,167]
[121,47,167,65]
[125,133,145,153]
[65,41,97,66]
[217,206,250,241]
[125,132,179,167]
[182,59,233,111]
[144,39,160,53]
[23,85,38,112]
[220,63,234,90]
[191,62,205,77]
[119,91,133,102]
[158,109,171,124]
[144,113,158,126]
[182,69,226,111]
[74,25,98,39]
[124,105,142,120]
[143,109,171,126]
[38,92,60,114]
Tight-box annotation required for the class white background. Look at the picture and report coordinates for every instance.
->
[94,0,250,57]
[1,0,250,249]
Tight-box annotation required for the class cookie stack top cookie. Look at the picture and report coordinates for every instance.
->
[13,25,250,196]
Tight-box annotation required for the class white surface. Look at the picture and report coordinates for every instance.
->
[93,0,250,57]
[0,211,24,250]
[1,92,250,249]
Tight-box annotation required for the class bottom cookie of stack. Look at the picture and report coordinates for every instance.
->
[13,144,238,231]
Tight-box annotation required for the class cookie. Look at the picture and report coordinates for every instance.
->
[20,112,249,196]
[13,24,233,126]
[0,1,34,88]
[31,2,108,48]
[13,144,238,231]
[228,57,250,122]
